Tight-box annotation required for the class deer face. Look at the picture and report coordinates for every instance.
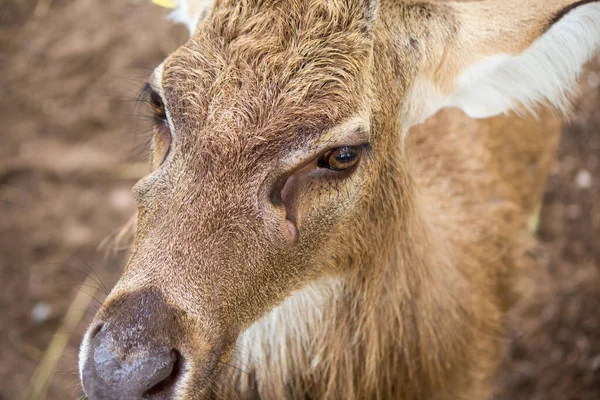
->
[80,2,394,399]
[80,0,600,398]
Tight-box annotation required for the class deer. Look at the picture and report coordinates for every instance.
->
[78,0,600,399]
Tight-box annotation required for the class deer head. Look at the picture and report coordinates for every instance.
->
[80,1,600,399]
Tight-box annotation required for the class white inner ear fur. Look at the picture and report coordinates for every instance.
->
[169,0,214,34]
[445,2,600,119]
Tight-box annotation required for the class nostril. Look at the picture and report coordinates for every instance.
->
[144,349,183,397]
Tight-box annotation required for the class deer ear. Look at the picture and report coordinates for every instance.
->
[409,0,600,124]
[169,0,214,34]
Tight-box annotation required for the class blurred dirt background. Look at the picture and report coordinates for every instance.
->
[0,1,598,399]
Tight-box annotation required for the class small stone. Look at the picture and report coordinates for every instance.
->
[575,169,592,189]
[31,302,52,324]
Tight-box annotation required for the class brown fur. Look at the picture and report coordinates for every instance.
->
[81,0,592,399]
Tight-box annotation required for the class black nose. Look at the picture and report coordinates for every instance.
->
[82,325,180,400]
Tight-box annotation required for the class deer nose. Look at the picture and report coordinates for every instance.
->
[82,325,180,400]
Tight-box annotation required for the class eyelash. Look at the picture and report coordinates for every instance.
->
[141,83,168,125]
[150,94,167,124]
[141,84,172,166]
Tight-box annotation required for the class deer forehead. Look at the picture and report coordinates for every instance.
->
[159,1,375,145]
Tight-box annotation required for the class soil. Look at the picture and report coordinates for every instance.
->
[0,1,598,399]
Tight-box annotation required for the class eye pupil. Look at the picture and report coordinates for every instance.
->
[320,146,362,171]
[335,148,356,163]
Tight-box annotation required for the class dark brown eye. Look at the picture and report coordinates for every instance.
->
[318,146,362,171]
[143,83,172,168]
[149,90,167,123]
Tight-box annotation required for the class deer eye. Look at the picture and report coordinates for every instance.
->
[149,88,167,124]
[318,146,362,171]
[144,84,172,167]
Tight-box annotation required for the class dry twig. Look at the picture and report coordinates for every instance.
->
[23,276,100,400]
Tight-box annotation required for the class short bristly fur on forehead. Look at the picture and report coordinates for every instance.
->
[161,0,379,157]
[170,0,600,129]
[170,0,379,33]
